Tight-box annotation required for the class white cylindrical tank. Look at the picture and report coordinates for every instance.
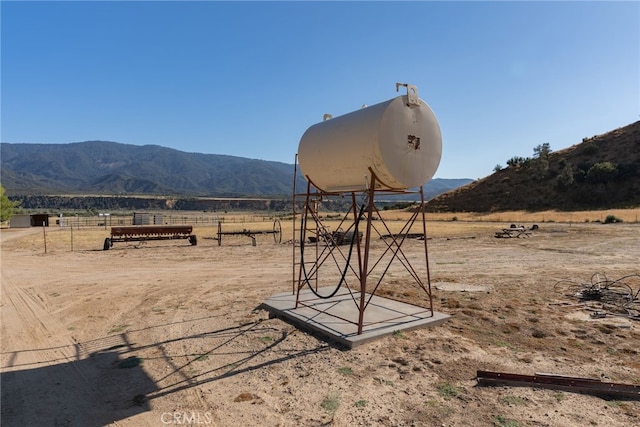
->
[297,92,442,193]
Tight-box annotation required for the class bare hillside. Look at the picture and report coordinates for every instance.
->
[427,121,640,212]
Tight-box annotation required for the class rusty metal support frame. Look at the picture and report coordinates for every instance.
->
[292,170,435,335]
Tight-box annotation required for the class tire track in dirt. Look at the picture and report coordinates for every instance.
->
[0,252,110,426]
[1,263,77,368]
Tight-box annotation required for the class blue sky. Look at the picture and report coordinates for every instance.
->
[2,1,638,179]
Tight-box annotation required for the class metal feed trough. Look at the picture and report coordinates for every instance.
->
[103,225,197,250]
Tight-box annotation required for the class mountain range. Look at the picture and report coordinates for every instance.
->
[0,141,471,201]
[7,118,633,214]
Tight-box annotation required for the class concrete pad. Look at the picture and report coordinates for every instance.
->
[260,287,450,349]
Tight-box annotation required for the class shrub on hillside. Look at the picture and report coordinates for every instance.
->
[586,162,618,184]
[604,215,623,224]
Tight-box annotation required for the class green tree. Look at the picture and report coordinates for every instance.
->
[532,158,549,179]
[555,162,575,191]
[506,156,529,168]
[1,185,20,222]
[531,143,551,179]
[586,162,618,184]
[533,143,552,160]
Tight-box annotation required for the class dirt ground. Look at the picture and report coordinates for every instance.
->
[1,217,638,427]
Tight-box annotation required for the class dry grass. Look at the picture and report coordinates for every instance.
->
[7,208,638,253]
[385,208,640,223]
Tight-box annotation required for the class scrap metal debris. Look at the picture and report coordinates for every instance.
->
[553,273,640,320]
[477,370,640,400]
[494,224,539,238]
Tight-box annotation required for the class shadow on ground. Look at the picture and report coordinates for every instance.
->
[1,313,331,425]
[1,350,156,427]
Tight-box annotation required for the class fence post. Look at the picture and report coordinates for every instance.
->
[42,222,47,254]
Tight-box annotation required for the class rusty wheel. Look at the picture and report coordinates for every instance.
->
[273,219,282,244]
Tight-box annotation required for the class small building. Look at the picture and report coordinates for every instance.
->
[9,214,31,228]
[133,212,163,225]
[133,212,151,225]
[9,214,50,228]
[31,214,49,227]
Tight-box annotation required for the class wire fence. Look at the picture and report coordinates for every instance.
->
[54,214,276,228]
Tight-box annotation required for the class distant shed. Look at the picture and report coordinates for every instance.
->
[133,212,164,225]
[9,214,50,228]
[31,214,50,227]
[9,215,31,228]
